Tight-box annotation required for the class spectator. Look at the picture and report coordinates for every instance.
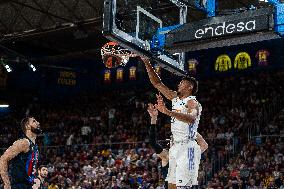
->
[0,71,283,188]
[246,179,258,189]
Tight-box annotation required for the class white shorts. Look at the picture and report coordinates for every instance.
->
[166,140,201,187]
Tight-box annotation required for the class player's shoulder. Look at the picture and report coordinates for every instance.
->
[186,96,200,107]
[1,139,30,158]
[14,138,30,145]
[186,96,198,103]
[171,95,179,102]
[13,138,30,151]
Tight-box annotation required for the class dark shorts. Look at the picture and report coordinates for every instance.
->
[11,183,32,189]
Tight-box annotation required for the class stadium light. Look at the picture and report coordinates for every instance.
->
[1,57,12,73]
[29,63,36,72]
[0,104,9,108]
[4,64,12,72]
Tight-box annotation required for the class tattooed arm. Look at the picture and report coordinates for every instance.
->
[0,139,30,188]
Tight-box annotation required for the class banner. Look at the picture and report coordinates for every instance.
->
[116,68,123,82]
[167,8,271,43]
[129,66,137,80]
[215,54,232,72]
[187,59,199,74]
[256,49,270,66]
[234,52,251,70]
[57,71,76,86]
[104,70,111,83]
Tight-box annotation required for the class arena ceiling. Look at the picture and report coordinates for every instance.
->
[0,0,270,62]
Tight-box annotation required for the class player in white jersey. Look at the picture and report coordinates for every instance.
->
[142,57,203,189]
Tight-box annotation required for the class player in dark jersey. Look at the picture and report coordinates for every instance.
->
[0,117,41,189]
[147,103,208,189]
[32,165,49,189]
[147,103,169,181]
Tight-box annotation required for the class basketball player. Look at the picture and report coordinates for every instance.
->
[147,103,208,189]
[32,165,49,189]
[142,57,203,189]
[0,117,41,189]
[147,103,169,181]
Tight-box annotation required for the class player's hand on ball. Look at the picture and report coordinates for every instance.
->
[147,103,158,118]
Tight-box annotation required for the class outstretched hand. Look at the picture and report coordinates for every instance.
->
[155,93,169,115]
[147,103,158,118]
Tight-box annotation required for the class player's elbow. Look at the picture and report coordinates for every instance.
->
[204,142,208,151]
[201,142,208,153]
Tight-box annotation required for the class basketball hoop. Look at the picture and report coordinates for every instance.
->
[101,42,138,68]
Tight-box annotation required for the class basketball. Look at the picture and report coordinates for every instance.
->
[103,54,123,68]
[101,42,135,68]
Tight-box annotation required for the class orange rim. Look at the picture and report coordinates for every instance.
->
[104,41,118,46]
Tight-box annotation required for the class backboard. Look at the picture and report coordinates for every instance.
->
[103,0,188,76]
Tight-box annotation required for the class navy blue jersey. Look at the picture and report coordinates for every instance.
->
[161,164,169,179]
[34,177,49,189]
[9,136,39,188]
[149,124,168,189]
[149,124,163,154]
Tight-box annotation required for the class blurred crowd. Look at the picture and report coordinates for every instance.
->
[207,138,283,189]
[0,71,284,188]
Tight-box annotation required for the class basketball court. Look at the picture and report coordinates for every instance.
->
[0,0,284,188]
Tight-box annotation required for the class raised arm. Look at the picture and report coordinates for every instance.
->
[196,133,208,153]
[142,57,177,100]
[147,104,163,154]
[0,139,30,188]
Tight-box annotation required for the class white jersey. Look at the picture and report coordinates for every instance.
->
[171,96,202,142]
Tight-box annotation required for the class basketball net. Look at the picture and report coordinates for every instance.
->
[101,42,138,68]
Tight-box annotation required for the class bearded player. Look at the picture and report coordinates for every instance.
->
[0,117,41,189]
[142,57,203,189]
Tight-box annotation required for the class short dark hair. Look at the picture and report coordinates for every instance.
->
[20,117,32,133]
[182,76,198,95]
[38,165,47,171]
